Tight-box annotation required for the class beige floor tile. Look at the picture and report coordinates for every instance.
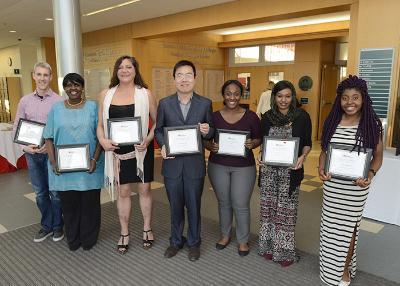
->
[151,181,164,190]
[100,189,112,204]
[310,177,322,183]
[24,192,36,202]
[0,224,7,233]
[300,184,318,192]
[360,219,384,234]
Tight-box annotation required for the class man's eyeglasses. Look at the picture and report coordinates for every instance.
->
[175,73,194,81]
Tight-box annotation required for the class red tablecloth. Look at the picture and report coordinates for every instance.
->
[0,155,27,173]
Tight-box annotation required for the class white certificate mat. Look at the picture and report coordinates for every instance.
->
[218,133,246,156]
[18,122,44,146]
[264,140,296,164]
[167,129,199,154]
[58,147,89,170]
[110,120,140,144]
[329,149,367,178]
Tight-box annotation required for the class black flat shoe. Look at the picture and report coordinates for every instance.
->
[238,243,249,257]
[215,237,231,250]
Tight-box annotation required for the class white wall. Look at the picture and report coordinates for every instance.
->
[0,42,41,97]
[0,46,21,77]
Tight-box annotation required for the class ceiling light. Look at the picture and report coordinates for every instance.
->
[9,30,16,33]
[45,18,53,21]
[83,0,141,16]
[214,11,350,35]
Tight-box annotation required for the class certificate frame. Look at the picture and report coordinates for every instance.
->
[13,118,45,146]
[215,129,250,157]
[261,136,300,167]
[55,144,90,173]
[107,117,143,146]
[325,143,373,180]
[164,125,202,157]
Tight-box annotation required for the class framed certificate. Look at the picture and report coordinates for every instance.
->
[56,144,90,173]
[215,129,250,157]
[262,136,300,167]
[325,143,373,180]
[107,117,143,146]
[13,118,45,146]
[164,125,202,156]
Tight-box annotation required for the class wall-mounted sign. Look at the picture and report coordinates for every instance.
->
[300,97,309,104]
[162,43,217,60]
[358,48,394,119]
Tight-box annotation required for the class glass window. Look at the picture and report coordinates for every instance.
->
[268,72,284,84]
[237,73,251,99]
[234,46,260,64]
[339,66,347,80]
[264,43,295,62]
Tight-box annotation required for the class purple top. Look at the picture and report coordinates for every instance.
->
[13,89,63,126]
[209,109,261,167]
[13,89,63,143]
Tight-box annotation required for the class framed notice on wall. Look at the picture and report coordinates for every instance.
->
[204,70,224,102]
[358,48,394,119]
[84,68,111,101]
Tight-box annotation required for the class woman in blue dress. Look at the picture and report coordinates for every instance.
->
[44,73,104,251]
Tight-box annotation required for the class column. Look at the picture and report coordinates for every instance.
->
[52,0,83,96]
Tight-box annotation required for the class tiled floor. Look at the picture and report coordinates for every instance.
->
[0,145,399,283]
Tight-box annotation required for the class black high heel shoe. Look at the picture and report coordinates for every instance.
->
[117,233,130,254]
[143,229,154,250]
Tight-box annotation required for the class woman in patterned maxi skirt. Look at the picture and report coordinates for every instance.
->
[318,75,383,286]
[259,80,312,267]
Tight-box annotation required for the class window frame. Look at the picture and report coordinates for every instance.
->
[229,43,295,67]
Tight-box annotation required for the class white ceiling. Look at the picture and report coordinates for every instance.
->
[0,0,235,49]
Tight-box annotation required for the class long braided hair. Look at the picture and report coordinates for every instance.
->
[321,75,383,152]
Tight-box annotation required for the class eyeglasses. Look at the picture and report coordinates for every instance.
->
[175,73,194,81]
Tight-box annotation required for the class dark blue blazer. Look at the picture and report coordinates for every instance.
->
[155,92,214,179]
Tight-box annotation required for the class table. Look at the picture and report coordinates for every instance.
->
[0,124,27,173]
[363,149,400,226]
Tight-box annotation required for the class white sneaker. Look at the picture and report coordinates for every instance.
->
[33,229,53,243]
[52,229,64,242]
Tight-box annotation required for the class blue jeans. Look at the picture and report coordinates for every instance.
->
[25,153,63,232]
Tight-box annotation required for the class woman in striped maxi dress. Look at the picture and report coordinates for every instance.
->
[318,75,383,286]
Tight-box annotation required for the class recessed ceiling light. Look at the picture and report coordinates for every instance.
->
[83,0,141,17]
[45,18,53,21]
[9,30,16,33]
